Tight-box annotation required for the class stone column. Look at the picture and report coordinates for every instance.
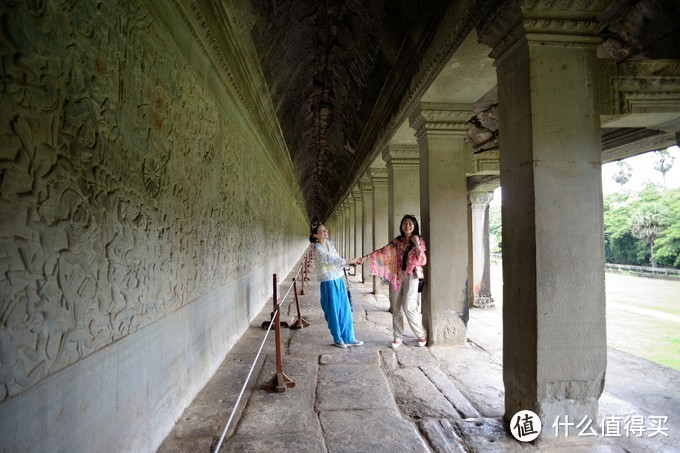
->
[469,191,495,308]
[337,203,346,255]
[331,215,338,244]
[343,201,351,257]
[325,216,332,242]
[359,177,373,282]
[410,106,470,346]
[382,144,420,310]
[370,166,389,294]
[347,197,356,260]
[478,0,607,430]
[352,187,363,277]
[382,145,421,237]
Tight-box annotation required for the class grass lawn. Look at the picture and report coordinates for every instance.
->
[606,307,680,371]
[606,272,679,371]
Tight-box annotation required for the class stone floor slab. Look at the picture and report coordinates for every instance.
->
[319,409,428,452]
[320,350,380,366]
[430,345,505,417]
[418,418,468,453]
[235,356,320,436]
[316,364,398,412]
[387,367,459,419]
[221,433,327,453]
[421,365,481,419]
[454,418,522,452]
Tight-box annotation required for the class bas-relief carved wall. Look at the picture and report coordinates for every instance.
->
[0,0,305,402]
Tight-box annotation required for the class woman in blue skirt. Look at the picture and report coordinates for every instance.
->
[310,221,364,348]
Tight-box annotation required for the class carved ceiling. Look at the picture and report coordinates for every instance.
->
[235,0,680,221]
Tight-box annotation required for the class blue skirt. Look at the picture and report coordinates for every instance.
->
[319,277,356,344]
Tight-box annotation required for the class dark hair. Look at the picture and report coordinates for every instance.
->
[399,215,420,237]
[309,221,323,243]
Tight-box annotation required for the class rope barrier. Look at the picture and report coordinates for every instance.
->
[213,250,311,452]
[213,312,276,453]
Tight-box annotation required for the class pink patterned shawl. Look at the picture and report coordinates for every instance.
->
[369,236,426,291]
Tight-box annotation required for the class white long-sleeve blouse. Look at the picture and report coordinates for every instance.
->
[312,240,347,282]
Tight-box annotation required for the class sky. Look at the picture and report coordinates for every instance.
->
[490,145,679,206]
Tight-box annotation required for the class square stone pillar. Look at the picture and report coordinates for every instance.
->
[337,202,346,254]
[478,1,607,430]
[382,144,421,310]
[369,166,389,295]
[359,177,373,282]
[328,216,337,244]
[352,187,363,276]
[347,198,356,259]
[343,201,351,257]
[410,106,471,345]
[382,145,421,237]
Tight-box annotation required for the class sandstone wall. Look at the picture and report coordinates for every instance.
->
[0,0,308,450]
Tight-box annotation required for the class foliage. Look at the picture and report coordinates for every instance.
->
[487,180,679,269]
[654,189,680,267]
[612,161,632,186]
[604,185,679,268]
[489,204,502,253]
[629,207,666,267]
[654,149,675,186]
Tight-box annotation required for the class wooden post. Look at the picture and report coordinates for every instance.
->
[289,278,310,330]
[264,274,295,392]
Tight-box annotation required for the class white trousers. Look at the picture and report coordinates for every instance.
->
[392,272,427,340]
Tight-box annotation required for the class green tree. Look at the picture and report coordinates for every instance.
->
[612,161,632,187]
[654,148,675,187]
[489,204,502,254]
[604,186,679,268]
[604,192,639,264]
[654,188,680,267]
[629,207,666,267]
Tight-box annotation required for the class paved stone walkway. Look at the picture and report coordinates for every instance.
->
[159,258,679,452]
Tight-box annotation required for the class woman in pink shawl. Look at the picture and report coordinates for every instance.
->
[363,214,427,348]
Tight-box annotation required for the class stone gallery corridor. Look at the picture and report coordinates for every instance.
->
[157,260,679,452]
[1,0,679,451]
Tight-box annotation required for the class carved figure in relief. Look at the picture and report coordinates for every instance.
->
[0,0,290,402]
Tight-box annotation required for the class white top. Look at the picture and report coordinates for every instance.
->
[312,240,347,282]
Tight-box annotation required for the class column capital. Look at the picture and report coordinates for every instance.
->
[477,0,607,62]
[358,176,372,194]
[368,167,388,186]
[382,144,419,169]
[469,191,495,210]
[410,104,472,140]
[352,187,362,202]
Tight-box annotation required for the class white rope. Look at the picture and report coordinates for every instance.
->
[213,250,311,451]
[213,309,277,453]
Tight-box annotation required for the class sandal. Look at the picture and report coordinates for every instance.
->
[417,338,427,347]
[391,339,402,349]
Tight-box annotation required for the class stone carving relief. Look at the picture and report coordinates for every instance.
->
[0,0,301,401]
